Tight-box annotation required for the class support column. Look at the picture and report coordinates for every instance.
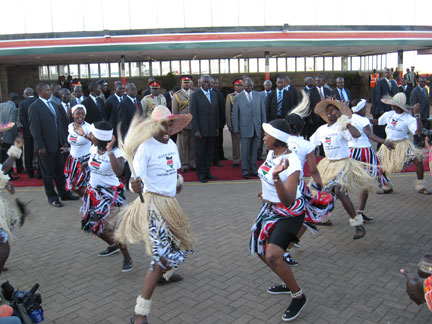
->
[397,50,403,83]
[0,67,8,102]
[264,51,270,81]
[120,55,126,86]
[342,56,349,71]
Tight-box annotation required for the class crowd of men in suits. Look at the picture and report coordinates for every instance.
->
[0,68,430,197]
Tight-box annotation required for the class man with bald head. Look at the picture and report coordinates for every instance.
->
[331,77,352,107]
[19,88,38,177]
[262,80,272,101]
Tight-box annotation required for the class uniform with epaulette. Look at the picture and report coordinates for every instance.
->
[172,75,195,172]
[225,78,243,167]
[141,80,167,118]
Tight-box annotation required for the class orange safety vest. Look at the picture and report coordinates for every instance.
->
[370,73,379,88]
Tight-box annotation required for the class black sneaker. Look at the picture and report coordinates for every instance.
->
[282,295,307,322]
[122,259,133,272]
[283,253,299,267]
[267,284,291,295]
[360,213,374,223]
[98,244,120,257]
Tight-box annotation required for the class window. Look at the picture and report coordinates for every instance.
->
[287,58,296,72]
[161,61,170,75]
[123,62,130,77]
[324,57,333,71]
[333,57,342,71]
[69,64,79,78]
[141,62,150,76]
[249,58,258,73]
[315,57,324,71]
[39,66,49,80]
[181,60,190,74]
[229,59,239,74]
[305,57,314,72]
[171,61,180,74]
[258,58,265,72]
[296,58,305,72]
[220,59,229,74]
[130,62,140,77]
[152,61,161,76]
[79,64,89,78]
[200,60,210,74]
[99,63,109,77]
[351,57,360,71]
[239,58,248,73]
[210,59,219,74]
[191,60,200,75]
[110,63,119,77]
[49,65,58,80]
[89,64,99,78]
[58,65,69,77]
[277,58,286,72]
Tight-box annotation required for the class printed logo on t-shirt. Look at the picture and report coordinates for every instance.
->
[325,136,332,145]
[260,161,272,176]
[69,134,78,142]
[391,119,398,126]
[166,156,173,169]
[90,159,101,170]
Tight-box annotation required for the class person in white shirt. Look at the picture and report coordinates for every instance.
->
[374,92,431,195]
[80,121,132,272]
[310,100,376,239]
[251,119,307,322]
[113,106,195,324]
[64,105,92,197]
[349,99,395,221]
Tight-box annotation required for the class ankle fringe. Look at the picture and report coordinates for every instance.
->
[135,296,151,316]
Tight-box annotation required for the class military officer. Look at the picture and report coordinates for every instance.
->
[225,78,243,168]
[141,80,167,118]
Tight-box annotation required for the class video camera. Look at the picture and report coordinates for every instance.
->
[0,281,44,323]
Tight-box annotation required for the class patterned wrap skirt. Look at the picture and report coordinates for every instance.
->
[299,179,334,225]
[350,147,389,187]
[250,198,305,255]
[80,183,125,234]
[64,153,90,191]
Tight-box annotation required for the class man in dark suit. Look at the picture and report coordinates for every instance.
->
[211,77,226,166]
[267,76,297,122]
[410,76,431,146]
[104,81,124,133]
[19,88,38,178]
[300,77,321,139]
[28,83,78,207]
[261,80,272,101]
[190,75,220,183]
[399,78,413,103]
[233,77,266,179]
[58,88,73,141]
[82,82,105,124]
[331,77,352,107]
[373,68,399,144]
[283,75,299,107]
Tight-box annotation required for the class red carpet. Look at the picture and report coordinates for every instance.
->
[10,158,430,187]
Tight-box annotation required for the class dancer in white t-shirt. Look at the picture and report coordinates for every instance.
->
[114,106,195,324]
[348,99,395,221]
[373,92,431,195]
[80,121,132,272]
[64,104,92,197]
[310,100,376,239]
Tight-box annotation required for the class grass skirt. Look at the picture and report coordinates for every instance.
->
[113,192,196,257]
[316,157,377,193]
[377,139,423,174]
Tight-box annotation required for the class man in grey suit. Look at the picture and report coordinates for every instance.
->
[233,78,266,179]
[0,92,20,179]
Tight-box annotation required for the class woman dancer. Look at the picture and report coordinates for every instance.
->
[80,121,132,272]
[251,119,307,321]
[310,99,376,239]
[114,106,195,324]
[64,104,92,197]
[348,99,394,221]
[375,93,431,195]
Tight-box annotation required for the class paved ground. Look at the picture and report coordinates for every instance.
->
[2,171,432,324]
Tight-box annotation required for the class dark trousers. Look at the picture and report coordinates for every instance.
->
[194,136,216,178]
[0,142,11,164]
[213,129,225,162]
[37,150,67,202]
[414,119,429,147]
[24,136,35,175]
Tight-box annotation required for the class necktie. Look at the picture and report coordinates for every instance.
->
[339,89,345,102]
[96,99,103,119]
[277,90,283,115]
[46,100,57,126]
[119,96,123,103]
[423,87,428,97]
[65,103,70,114]
[248,92,252,102]
[205,91,211,103]
[134,98,139,111]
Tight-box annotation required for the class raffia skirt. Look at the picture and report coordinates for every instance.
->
[377,139,423,174]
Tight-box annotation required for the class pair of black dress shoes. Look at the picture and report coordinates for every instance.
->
[199,174,218,183]
[242,171,258,179]
[49,192,80,207]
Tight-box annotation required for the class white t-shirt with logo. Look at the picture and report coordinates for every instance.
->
[348,114,372,148]
[378,110,417,141]
[310,123,353,160]
[133,137,181,197]
[287,136,316,175]
[258,151,302,203]
[67,122,92,158]
[88,146,123,188]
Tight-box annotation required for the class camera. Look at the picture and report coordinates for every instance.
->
[0,281,44,323]
[421,128,432,143]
